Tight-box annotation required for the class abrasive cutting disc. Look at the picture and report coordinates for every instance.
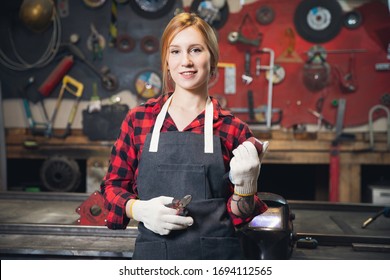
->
[294,0,343,43]
[134,70,162,100]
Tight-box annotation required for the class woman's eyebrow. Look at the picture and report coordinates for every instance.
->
[169,44,204,48]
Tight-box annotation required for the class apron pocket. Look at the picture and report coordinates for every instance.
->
[133,241,167,260]
[157,164,207,199]
[200,237,243,260]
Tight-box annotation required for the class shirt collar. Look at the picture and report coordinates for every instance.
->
[148,93,233,120]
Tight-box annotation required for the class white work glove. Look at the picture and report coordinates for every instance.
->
[230,141,269,196]
[132,196,193,236]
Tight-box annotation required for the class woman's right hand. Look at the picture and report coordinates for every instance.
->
[130,196,193,235]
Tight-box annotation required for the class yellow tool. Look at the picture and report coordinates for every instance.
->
[48,75,84,138]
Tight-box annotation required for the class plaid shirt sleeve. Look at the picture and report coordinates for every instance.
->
[217,109,268,227]
[101,94,267,229]
[100,97,160,229]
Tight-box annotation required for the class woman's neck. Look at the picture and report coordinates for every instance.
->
[170,89,208,113]
[168,90,209,131]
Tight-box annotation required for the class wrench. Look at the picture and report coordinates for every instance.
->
[242,51,253,84]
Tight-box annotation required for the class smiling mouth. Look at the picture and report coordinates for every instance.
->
[180,71,197,76]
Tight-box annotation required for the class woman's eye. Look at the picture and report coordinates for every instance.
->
[170,49,179,54]
[191,48,202,53]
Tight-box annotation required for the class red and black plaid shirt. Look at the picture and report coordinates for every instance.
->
[101,93,268,229]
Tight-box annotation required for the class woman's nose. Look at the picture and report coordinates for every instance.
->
[181,54,193,66]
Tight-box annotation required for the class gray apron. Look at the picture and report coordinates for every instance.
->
[133,95,243,260]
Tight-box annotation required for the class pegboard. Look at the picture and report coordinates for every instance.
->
[206,0,390,128]
[0,0,389,129]
[0,0,182,103]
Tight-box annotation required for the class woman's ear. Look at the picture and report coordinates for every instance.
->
[210,67,215,77]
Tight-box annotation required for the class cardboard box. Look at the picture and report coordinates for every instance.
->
[369,185,390,205]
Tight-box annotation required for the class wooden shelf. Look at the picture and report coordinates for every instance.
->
[5,128,390,203]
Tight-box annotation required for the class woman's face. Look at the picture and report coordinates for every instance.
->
[167,26,211,93]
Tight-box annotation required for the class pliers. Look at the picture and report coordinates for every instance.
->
[166,195,192,216]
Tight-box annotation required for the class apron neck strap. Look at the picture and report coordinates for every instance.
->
[149,95,214,153]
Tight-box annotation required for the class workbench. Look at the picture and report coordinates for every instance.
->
[0,192,389,260]
[4,128,390,203]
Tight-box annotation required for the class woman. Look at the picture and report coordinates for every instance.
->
[101,12,269,260]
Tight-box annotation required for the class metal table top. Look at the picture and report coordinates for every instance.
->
[1,191,389,260]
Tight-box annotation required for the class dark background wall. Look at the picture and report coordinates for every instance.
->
[0,0,182,103]
[0,0,389,129]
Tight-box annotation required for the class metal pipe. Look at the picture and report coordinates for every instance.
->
[259,48,275,129]
[368,104,390,150]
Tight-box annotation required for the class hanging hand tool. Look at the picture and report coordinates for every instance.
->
[307,109,333,129]
[21,77,50,136]
[242,51,253,84]
[47,75,84,139]
[334,53,358,93]
[315,96,325,124]
[87,23,105,61]
[230,106,283,125]
[228,13,262,47]
[60,43,118,91]
[228,31,261,47]
[308,96,333,130]
[88,82,102,113]
[38,55,74,97]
